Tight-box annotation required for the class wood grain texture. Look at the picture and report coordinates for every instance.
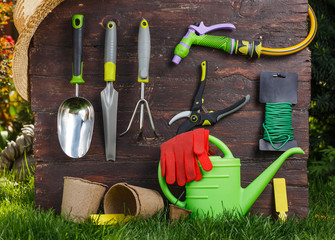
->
[30,0,311,217]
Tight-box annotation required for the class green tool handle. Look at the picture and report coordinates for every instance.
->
[71,14,85,84]
[174,31,262,62]
[104,21,117,82]
[195,34,262,58]
[138,19,150,83]
[194,34,234,55]
[192,61,207,111]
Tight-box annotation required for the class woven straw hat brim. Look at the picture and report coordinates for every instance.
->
[13,0,65,101]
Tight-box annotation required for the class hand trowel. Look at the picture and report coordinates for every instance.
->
[57,15,94,159]
[101,21,118,161]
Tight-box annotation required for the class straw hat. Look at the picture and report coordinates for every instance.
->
[13,0,65,101]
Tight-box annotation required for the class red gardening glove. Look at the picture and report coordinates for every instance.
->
[160,128,212,186]
[193,128,212,181]
[160,137,177,184]
[173,130,197,185]
[160,132,192,186]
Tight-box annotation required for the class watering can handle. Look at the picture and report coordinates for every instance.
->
[158,135,234,208]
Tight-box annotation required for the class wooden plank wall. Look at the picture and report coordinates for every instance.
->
[30,0,311,217]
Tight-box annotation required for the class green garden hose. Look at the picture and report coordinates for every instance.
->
[262,103,294,150]
[172,4,317,63]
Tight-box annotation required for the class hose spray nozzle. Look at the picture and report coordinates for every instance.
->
[172,21,262,64]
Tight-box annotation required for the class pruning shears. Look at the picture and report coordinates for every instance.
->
[169,61,250,134]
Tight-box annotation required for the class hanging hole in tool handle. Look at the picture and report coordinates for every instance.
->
[272,73,286,78]
[141,19,149,28]
[158,135,234,208]
[107,22,114,29]
[72,15,83,29]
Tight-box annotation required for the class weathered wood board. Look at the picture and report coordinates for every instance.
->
[30,0,311,217]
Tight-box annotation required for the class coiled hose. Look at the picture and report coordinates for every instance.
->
[261,4,317,56]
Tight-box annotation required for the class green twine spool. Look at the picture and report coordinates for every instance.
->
[262,102,294,150]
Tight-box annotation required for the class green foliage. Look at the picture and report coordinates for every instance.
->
[308,0,335,181]
[309,175,335,219]
[0,1,13,25]
[309,146,335,181]
[0,1,33,151]
[0,34,33,150]
[1,172,335,240]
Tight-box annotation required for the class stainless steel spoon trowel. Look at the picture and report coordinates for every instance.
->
[101,21,118,161]
[57,15,94,158]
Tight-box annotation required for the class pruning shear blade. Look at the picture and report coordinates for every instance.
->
[169,61,250,135]
[169,111,192,125]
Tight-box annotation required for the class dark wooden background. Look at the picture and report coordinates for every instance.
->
[30,0,311,217]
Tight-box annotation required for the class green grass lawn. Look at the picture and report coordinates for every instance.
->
[1,172,335,240]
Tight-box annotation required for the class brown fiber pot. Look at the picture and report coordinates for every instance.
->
[104,183,164,218]
[61,177,108,222]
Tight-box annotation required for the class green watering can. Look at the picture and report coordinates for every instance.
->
[158,135,304,216]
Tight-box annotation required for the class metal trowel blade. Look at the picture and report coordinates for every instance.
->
[101,82,118,161]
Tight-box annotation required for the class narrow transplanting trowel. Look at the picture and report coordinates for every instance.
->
[101,21,118,161]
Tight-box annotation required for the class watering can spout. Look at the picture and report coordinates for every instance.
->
[240,147,304,215]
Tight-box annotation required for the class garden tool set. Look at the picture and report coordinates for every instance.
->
[55,2,318,219]
[158,4,317,217]
[57,17,157,159]
[169,61,250,135]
